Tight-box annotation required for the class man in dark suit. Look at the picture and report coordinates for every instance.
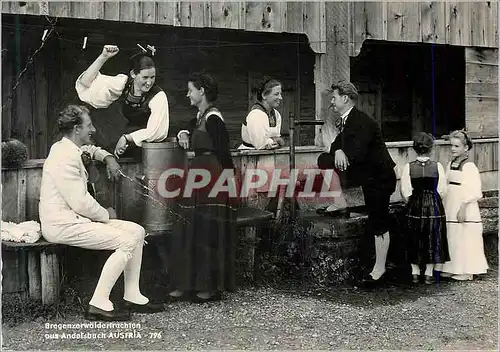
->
[317,81,397,284]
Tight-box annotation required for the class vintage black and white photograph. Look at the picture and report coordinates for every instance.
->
[1,0,498,350]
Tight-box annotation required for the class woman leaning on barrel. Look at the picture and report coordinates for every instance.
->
[75,45,169,159]
[170,72,237,303]
[238,77,284,150]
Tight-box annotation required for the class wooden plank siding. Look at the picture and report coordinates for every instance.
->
[3,2,498,56]
[465,48,499,138]
[349,1,498,56]
[1,15,317,156]
[2,1,326,53]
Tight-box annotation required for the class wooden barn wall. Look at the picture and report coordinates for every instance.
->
[465,48,498,138]
[1,16,316,157]
[350,1,498,55]
[1,1,326,53]
[3,1,498,55]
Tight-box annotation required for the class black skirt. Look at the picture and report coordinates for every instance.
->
[405,190,449,265]
[169,154,237,293]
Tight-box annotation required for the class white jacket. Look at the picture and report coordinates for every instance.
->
[39,137,112,226]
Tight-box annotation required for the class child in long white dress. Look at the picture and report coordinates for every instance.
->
[439,130,488,280]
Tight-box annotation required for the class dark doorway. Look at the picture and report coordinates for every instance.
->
[351,40,465,141]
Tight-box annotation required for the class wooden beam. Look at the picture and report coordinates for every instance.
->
[40,251,60,305]
[314,2,350,146]
[27,252,42,301]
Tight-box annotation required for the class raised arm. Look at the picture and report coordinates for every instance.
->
[79,45,120,88]
[75,45,128,109]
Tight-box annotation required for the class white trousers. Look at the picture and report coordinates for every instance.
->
[42,219,146,311]
[42,219,145,255]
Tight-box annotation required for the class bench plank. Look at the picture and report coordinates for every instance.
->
[236,207,274,227]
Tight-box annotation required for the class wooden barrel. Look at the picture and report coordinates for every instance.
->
[142,138,187,234]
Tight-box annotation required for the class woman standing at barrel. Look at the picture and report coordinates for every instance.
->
[170,72,237,303]
[75,45,169,158]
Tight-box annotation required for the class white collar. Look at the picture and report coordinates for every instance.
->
[416,156,430,162]
[341,106,354,121]
[61,137,83,155]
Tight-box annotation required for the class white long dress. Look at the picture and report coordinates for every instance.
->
[441,160,488,275]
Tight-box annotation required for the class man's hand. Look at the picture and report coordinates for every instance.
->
[272,137,285,147]
[104,155,121,181]
[178,132,190,149]
[114,136,128,158]
[334,149,349,171]
[457,203,467,223]
[107,207,117,220]
[101,45,119,60]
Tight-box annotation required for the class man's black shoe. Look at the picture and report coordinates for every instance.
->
[85,305,131,321]
[360,272,387,285]
[123,300,165,313]
[191,292,223,304]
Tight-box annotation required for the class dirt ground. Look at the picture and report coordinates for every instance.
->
[2,265,498,351]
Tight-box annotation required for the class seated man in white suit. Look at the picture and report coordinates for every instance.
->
[39,105,163,321]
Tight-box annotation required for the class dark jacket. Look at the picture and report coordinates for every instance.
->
[329,107,395,188]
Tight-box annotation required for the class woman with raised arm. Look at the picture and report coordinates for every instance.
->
[76,45,169,159]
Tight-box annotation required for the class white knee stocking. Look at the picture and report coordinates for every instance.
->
[370,231,390,280]
[411,264,420,275]
[123,243,148,305]
[90,251,129,311]
[425,264,434,277]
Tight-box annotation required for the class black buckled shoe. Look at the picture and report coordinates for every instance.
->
[85,305,131,321]
[191,292,223,304]
[360,272,387,286]
[424,275,435,285]
[412,274,420,284]
[123,300,165,313]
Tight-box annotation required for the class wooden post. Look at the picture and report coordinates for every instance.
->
[245,226,257,281]
[314,2,350,146]
[40,250,60,304]
[27,252,42,301]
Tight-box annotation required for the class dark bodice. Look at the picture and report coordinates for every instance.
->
[409,160,439,192]
[120,79,163,130]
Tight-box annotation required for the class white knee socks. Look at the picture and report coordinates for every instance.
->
[123,243,148,305]
[411,264,435,277]
[370,231,390,280]
[90,251,129,311]
[425,264,434,277]
[411,264,420,275]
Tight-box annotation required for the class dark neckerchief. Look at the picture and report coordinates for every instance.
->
[251,102,276,127]
[450,154,468,170]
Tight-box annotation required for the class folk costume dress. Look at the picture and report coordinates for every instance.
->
[441,156,488,275]
[171,106,237,294]
[239,102,282,150]
[400,157,449,265]
[75,72,170,158]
